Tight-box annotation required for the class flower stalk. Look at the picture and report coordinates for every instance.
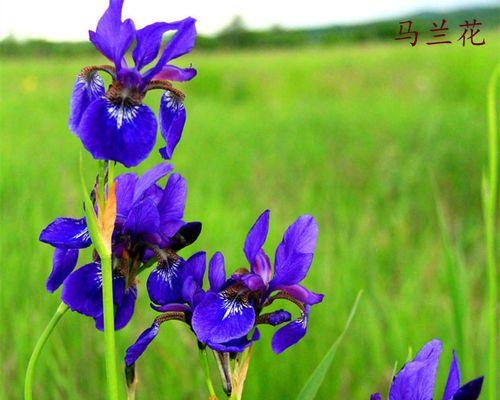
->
[199,349,217,399]
[24,302,68,400]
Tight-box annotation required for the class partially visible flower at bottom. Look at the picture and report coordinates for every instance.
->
[370,339,483,400]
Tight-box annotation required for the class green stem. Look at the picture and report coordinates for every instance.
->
[200,349,217,398]
[484,62,499,400]
[25,302,68,400]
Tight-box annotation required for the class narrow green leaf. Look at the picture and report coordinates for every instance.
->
[296,290,363,400]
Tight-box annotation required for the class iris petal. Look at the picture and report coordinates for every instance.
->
[147,258,184,305]
[207,329,260,353]
[244,210,270,265]
[115,173,138,219]
[209,252,226,292]
[69,72,104,132]
[152,65,197,82]
[77,97,157,167]
[158,92,186,160]
[46,248,79,293]
[39,217,91,249]
[191,291,255,344]
[389,339,442,400]
[132,22,176,70]
[133,163,173,203]
[125,321,160,366]
[124,198,160,236]
[271,314,308,354]
[452,376,483,400]
[443,351,461,400]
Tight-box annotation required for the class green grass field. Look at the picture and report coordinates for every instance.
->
[0,40,498,399]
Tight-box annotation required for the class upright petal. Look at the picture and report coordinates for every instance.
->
[272,215,318,287]
[39,217,91,249]
[89,0,135,66]
[452,377,483,400]
[46,248,79,293]
[133,163,173,203]
[125,321,160,366]
[158,173,186,223]
[192,291,255,344]
[158,91,186,160]
[209,252,226,292]
[141,17,197,84]
[389,339,442,400]
[152,65,197,82]
[132,22,177,70]
[244,210,270,265]
[147,258,184,305]
[184,252,206,287]
[69,72,104,132]
[443,352,461,400]
[77,98,157,168]
[114,173,138,219]
[271,312,308,354]
[124,198,160,236]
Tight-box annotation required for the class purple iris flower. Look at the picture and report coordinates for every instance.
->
[125,251,262,368]
[371,339,484,400]
[69,0,197,167]
[39,163,201,330]
[191,210,324,354]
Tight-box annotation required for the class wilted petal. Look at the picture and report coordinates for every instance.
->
[124,198,160,236]
[271,312,308,354]
[46,248,79,292]
[152,64,197,82]
[147,258,184,305]
[272,215,318,287]
[192,291,255,344]
[69,73,104,132]
[244,210,270,265]
[443,351,461,400]
[209,252,226,292]
[125,321,160,366]
[207,329,260,353]
[158,91,186,160]
[40,217,91,249]
[452,377,483,400]
[133,163,173,203]
[77,98,157,167]
[89,0,135,66]
[389,339,442,400]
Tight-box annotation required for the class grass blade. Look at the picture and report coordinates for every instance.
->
[296,290,363,400]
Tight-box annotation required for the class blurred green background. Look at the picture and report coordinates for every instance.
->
[0,30,499,399]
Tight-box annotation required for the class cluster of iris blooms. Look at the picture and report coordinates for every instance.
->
[39,0,323,396]
[37,0,484,398]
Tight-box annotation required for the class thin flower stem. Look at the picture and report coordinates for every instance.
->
[200,349,217,398]
[484,62,499,400]
[24,302,68,400]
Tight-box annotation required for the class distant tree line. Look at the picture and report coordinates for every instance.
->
[0,7,498,57]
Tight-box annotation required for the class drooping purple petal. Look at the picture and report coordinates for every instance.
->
[244,210,270,265]
[209,252,226,292]
[95,285,137,330]
[271,313,308,354]
[132,22,176,70]
[114,173,138,219]
[39,217,91,249]
[272,215,318,287]
[158,92,186,160]
[169,222,202,251]
[443,352,461,400]
[46,248,79,292]
[276,284,324,305]
[62,262,125,320]
[125,321,160,366]
[68,73,104,132]
[89,0,135,67]
[133,163,173,203]
[124,199,160,236]
[152,64,197,82]
[192,291,255,344]
[77,97,157,168]
[147,258,184,305]
[267,310,292,326]
[207,329,260,353]
[141,17,197,84]
[389,339,442,400]
[452,377,483,400]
